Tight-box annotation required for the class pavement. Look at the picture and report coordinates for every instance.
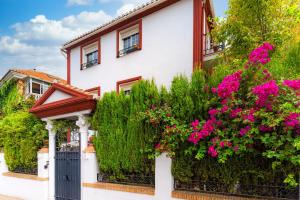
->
[0,195,22,200]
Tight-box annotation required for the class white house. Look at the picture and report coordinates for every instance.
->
[0,1,226,200]
[62,0,216,95]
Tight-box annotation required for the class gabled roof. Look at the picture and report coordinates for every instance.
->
[30,82,96,118]
[0,69,66,86]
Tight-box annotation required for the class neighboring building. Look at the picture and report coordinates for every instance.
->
[61,0,217,95]
[0,69,66,100]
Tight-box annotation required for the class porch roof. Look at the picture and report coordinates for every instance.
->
[29,83,96,119]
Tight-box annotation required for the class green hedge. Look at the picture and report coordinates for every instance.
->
[92,80,160,178]
[0,111,47,171]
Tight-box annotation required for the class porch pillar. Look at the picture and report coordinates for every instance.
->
[76,115,90,152]
[76,114,90,198]
[46,120,56,200]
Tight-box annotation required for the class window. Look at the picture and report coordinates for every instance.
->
[117,20,142,57]
[32,82,42,94]
[80,39,100,70]
[116,76,142,95]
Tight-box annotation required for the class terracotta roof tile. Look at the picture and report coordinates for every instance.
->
[11,69,67,84]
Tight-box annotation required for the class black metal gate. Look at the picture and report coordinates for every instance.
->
[55,134,81,200]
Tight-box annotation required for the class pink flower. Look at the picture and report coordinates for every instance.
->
[240,126,251,136]
[191,120,199,128]
[249,43,274,65]
[155,143,161,149]
[188,132,202,145]
[220,141,225,148]
[252,80,279,108]
[208,109,219,117]
[215,71,242,99]
[221,105,229,113]
[259,125,273,132]
[212,88,217,93]
[283,79,300,91]
[230,108,242,118]
[208,145,218,157]
[284,113,300,129]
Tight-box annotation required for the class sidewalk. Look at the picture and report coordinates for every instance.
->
[0,195,22,200]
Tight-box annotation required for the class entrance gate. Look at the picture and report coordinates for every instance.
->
[55,133,81,200]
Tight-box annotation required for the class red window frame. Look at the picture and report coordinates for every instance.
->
[116,76,142,94]
[80,38,101,70]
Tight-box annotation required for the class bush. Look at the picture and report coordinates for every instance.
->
[0,111,47,171]
[92,80,159,178]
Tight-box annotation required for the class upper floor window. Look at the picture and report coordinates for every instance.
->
[116,76,142,95]
[25,78,50,99]
[80,39,100,70]
[117,19,142,57]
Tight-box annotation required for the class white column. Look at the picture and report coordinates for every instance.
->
[155,153,174,200]
[76,114,90,199]
[46,120,56,200]
[76,115,90,153]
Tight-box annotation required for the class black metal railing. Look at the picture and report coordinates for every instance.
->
[81,58,98,70]
[97,173,155,187]
[118,44,140,57]
[11,167,38,175]
[204,43,225,56]
[174,179,299,200]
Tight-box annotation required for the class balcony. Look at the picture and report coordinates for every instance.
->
[118,44,140,57]
[203,43,225,61]
[81,59,98,70]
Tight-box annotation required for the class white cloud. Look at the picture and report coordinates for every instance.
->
[67,0,91,6]
[0,1,149,79]
[116,4,136,16]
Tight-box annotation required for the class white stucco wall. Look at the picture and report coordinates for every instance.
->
[0,153,48,200]
[70,0,193,93]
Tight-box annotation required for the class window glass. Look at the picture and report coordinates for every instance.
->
[86,50,98,63]
[123,33,139,50]
[32,82,41,94]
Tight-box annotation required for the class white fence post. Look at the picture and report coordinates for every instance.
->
[38,147,49,179]
[155,152,174,200]
[0,153,8,173]
[82,145,99,183]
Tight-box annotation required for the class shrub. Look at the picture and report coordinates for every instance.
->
[0,111,47,171]
[92,80,159,178]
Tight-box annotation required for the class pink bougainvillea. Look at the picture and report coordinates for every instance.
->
[213,71,242,99]
[283,79,300,91]
[248,42,274,65]
[285,113,300,129]
[252,80,279,108]
[208,145,218,157]
[240,126,251,136]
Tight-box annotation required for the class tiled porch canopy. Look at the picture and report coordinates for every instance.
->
[29,83,96,118]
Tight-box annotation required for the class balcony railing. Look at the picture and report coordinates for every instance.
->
[204,43,225,56]
[174,179,299,200]
[118,44,140,57]
[81,59,98,70]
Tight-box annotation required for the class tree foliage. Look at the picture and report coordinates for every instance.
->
[212,0,300,59]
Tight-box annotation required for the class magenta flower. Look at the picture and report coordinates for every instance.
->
[208,109,219,117]
[284,113,300,129]
[283,79,300,91]
[220,141,225,148]
[215,71,242,99]
[221,105,229,113]
[249,43,274,65]
[259,125,273,132]
[240,126,251,136]
[252,80,279,108]
[208,145,218,157]
[230,108,242,118]
[188,132,202,145]
[233,146,239,152]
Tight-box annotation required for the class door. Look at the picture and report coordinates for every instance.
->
[55,133,81,200]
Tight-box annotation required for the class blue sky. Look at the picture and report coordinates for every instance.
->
[0,0,228,78]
